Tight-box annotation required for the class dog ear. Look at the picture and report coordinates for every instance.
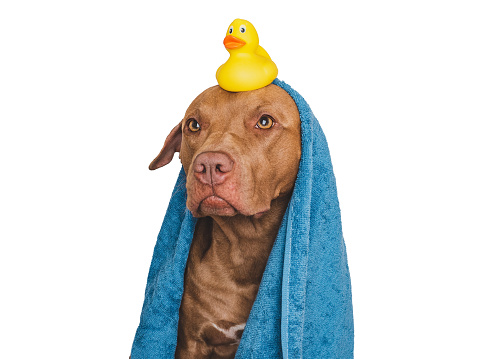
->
[149,122,182,170]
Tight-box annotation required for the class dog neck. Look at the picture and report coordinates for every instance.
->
[194,193,291,284]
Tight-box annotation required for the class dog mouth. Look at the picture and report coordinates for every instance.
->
[198,195,237,217]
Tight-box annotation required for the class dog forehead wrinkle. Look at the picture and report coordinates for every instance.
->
[183,108,200,122]
[187,85,299,128]
[184,87,222,117]
[243,94,299,128]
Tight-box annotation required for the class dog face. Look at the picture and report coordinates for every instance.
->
[150,84,301,218]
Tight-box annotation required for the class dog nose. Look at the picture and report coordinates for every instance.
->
[193,152,234,185]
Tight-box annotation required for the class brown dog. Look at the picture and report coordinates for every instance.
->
[149,83,301,358]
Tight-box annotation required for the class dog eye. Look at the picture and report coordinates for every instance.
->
[187,119,201,132]
[256,115,274,129]
[239,25,246,33]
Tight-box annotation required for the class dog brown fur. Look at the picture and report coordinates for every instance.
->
[149,84,301,358]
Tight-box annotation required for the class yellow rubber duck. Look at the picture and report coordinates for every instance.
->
[216,19,278,92]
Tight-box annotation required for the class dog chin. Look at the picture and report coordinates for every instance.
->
[196,196,237,217]
[189,195,271,218]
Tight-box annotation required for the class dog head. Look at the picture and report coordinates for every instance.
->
[150,84,301,218]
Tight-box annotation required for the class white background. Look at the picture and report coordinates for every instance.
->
[1,1,478,358]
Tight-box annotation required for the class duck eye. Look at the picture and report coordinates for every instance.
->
[239,25,246,33]
[187,119,201,132]
[256,115,274,129]
[228,26,233,34]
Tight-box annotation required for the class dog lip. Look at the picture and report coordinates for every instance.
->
[194,195,271,218]
[201,195,231,208]
[253,210,269,218]
[198,195,237,216]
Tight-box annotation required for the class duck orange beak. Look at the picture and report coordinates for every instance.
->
[223,35,246,49]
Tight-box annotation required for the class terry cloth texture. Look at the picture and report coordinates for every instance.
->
[131,79,354,358]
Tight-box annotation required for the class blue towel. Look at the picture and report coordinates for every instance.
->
[131,79,354,358]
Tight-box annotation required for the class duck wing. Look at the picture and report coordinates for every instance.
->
[255,45,271,60]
